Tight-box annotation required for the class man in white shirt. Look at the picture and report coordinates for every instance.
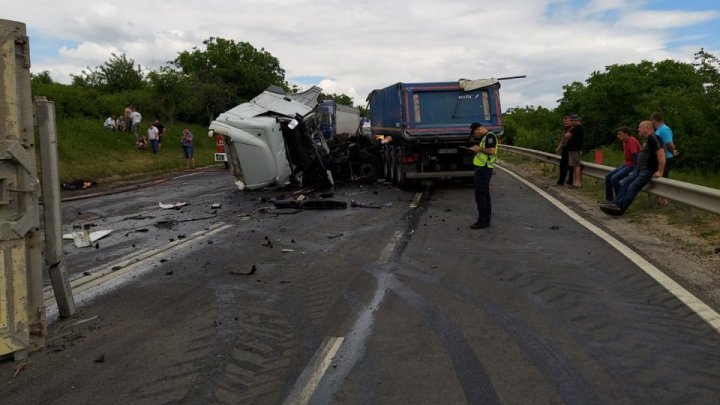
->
[130,108,142,140]
[147,123,160,154]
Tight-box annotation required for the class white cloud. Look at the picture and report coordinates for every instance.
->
[3,0,719,109]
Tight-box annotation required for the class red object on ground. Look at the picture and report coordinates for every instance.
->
[594,150,603,164]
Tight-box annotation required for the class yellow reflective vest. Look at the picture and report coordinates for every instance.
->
[473,132,497,168]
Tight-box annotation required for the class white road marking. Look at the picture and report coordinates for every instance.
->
[283,336,345,405]
[285,229,403,403]
[410,192,423,208]
[43,222,234,320]
[378,231,403,264]
[498,165,720,334]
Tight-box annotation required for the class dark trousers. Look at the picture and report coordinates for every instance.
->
[474,166,492,224]
[557,147,574,185]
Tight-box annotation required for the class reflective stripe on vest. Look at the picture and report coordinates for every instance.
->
[473,132,497,168]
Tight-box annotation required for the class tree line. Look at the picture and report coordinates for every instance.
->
[503,49,720,173]
[31,37,357,126]
[31,37,719,172]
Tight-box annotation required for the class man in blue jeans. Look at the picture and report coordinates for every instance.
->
[602,126,641,204]
[601,121,665,216]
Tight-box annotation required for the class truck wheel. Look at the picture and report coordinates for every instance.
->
[390,146,398,185]
[383,146,392,180]
[395,147,407,187]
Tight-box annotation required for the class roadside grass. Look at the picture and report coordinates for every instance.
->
[499,150,720,251]
[37,118,218,182]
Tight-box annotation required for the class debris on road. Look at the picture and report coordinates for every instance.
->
[94,353,105,363]
[61,179,96,191]
[273,199,348,210]
[350,200,380,209]
[159,202,188,209]
[230,265,257,276]
[327,233,344,239]
[63,230,113,247]
[12,362,28,378]
[282,249,294,253]
[211,203,221,209]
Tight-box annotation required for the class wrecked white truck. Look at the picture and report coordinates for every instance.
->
[208,85,380,191]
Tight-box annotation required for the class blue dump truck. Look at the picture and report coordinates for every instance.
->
[368,78,505,187]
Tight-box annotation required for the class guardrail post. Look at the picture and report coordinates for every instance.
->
[35,97,76,317]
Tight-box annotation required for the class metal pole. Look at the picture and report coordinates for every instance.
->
[35,97,76,317]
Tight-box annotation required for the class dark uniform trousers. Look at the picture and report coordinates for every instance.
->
[473,165,492,225]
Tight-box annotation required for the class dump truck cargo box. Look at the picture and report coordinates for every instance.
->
[368,79,503,142]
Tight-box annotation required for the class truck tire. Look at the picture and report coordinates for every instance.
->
[383,146,392,180]
[390,146,398,185]
[394,147,407,187]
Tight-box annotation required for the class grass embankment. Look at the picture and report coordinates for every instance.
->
[42,119,218,182]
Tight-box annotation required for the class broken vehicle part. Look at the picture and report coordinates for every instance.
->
[159,202,188,209]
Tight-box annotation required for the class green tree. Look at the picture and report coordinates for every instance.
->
[172,37,286,122]
[327,93,354,106]
[147,67,192,125]
[31,70,55,85]
[71,53,145,92]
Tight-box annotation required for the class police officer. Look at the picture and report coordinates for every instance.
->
[469,122,497,229]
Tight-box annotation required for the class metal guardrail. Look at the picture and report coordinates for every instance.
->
[499,144,720,217]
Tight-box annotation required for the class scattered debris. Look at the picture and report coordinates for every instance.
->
[327,233,344,239]
[177,234,186,239]
[135,228,149,233]
[61,179,96,191]
[230,265,257,276]
[383,202,393,208]
[160,259,168,263]
[262,240,274,248]
[159,202,188,210]
[63,230,113,248]
[211,203,222,209]
[280,280,291,284]
[83,271,91,276]
[350,200,380,209]
[155,220,178,229]
[124,214,155,221]
[550,225,560,230]
[94,353,105,363]
[282,249,294,253]
[12,362,28,378]
[165,270,173,275]
[300,199,348,210]
[715,247,720,254]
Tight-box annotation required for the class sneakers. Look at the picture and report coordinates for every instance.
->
[470,222,489,229]
[600,205,624,216]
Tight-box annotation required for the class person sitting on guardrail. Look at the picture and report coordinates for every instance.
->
[600,121,665,216]
[601,126,641,204]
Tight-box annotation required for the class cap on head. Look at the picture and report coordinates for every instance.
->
[470,122,483,134]
[569,114,580,120]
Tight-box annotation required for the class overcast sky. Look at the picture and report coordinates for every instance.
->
[3,0,719,110]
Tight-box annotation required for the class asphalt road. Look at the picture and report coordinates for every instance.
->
[1,168,719,404]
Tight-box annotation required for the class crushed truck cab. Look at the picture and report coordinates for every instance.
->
[208,86,332,190]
